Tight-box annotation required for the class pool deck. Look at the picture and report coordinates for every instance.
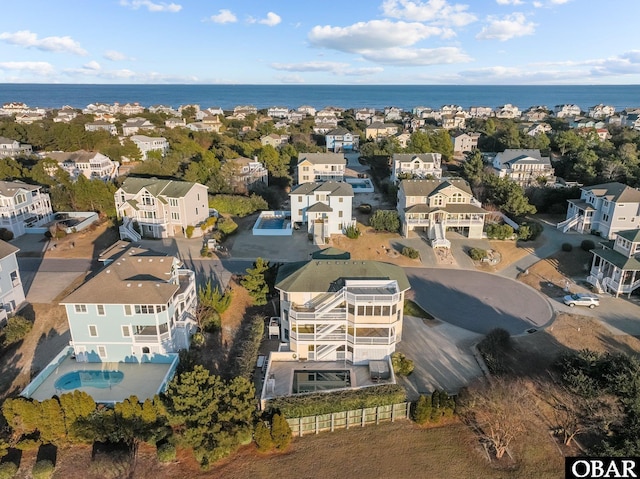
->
[261,359,395,403]
[26,354,175,403]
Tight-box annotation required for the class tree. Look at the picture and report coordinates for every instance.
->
[459,379,530,459]
[369,210,400,232]
[270,413,292,450]
[163,365,255,468]
[241,257,271,306]
[413,394,433,424]
[258,145,288,178]
[253,421,274,452]
[407,131,432,153]
[461,150,484,186]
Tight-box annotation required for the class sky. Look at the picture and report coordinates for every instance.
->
[0,0,639,85]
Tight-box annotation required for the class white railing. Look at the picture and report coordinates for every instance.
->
[347,334,395,345]
[120,217,141,241]
[432,222,450,249]
[557,214,580,232]
[345,292,400,304]
[586,275,603,293]
[290,309,346,321]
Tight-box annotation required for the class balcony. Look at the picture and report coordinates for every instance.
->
[347,334,396,345]
[289,308,346,321]
[133,332,171,343]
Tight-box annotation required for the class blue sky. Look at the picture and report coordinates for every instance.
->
[0,0,639,84]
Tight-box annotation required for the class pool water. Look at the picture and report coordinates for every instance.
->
[55,370,124,391]
[292,370,351,394]
[259,217,287,229]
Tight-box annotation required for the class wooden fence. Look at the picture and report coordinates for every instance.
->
[287,402,411,437]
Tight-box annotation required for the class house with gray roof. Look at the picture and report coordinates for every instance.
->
[0,180,53,238]
[296,152,346,184]
[122,117,156,136]
[325,127,359,153]
[290,181,354,244]
[0,240,25,325]
[60,241,197,362]
[115,178,208,240]
[45,150,119,181]
[491,148,555,187]
[588,229,640,297]
[397,179,487,246]
[0,137,32,158]
[274,256,411,364]
[559,182,640,239]
[130,135,169,160]
[391,153,443,182]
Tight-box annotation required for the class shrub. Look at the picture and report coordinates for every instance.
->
[185,225,195,239]
[413,394,432,424]
[3,315,33,347]
[0,463,18,479]
[54,229,67,240]
[89,448,132,479]
[191,331,205,347]
[369,210,400,232]
[468,247,488,261]
[562,242,573,252]
[254,421,274,452]
[229,315,265,380]
[270,413,292,450]
[217,217,238,236]
[345,224,361,239]
[32,460,55,479]
[156,443,176,463]
[200,216,217,231]
[401,247,420,259]
[0,228,13,242]
[517,221,543,241]
[209,194,268,217]
[581,239,595,251]
[477,328,512,375]
[391,352,414,376]
[485,223,514,240]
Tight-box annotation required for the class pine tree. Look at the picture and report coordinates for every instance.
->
[270,413,292,450]
[253,421,274,452]
[241,257,271,306]
[413,394,432,424]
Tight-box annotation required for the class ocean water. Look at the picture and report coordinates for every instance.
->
[0,83,639,112]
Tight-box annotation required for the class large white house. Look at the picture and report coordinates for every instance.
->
[275,255,411,364]
[559,182,640,239]
[397,179,487,246]
[60,241,197,362]
[296,152,346,184]
[491,149,555,187]
[45,150,120,181]
[0,181,54,238]
[0,240,25,325]
[290,181,354,244]
[391,153,443,182]
[587,230,640,297]
[130,135,169,160]
[115,178,209,240]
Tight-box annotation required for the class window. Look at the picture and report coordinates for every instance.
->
[97,346,107,359]
[603,214,610,222]
[122,325,131,337]
[169,198,178,207]
[339,197,343,203]
[338,211,343,218]
[74,304,87,314]
[96,305,105,316]
[619,217,626,221]
[135,304,155,314]
[171,212,180,220]
[88,325,98,337]
[124,304,132,316]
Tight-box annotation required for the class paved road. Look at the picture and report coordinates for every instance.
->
[406,268,553,335]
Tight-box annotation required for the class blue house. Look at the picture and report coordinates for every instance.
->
[325,127,359,153]
[60,242,198,363]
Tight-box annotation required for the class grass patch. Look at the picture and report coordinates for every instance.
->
[404,299,434,320]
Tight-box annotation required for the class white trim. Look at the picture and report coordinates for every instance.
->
[88,324,98,337]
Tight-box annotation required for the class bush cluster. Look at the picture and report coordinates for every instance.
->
[185,225,195,239]
[228,315,264,380]
[254,413,292,452]
[562,242,573,252]
[413,390,456,424]
[156,442,176,463]
[345,224,361,239]
[32,460,55,479]
[391,352,415,376]
[485,223,514,240]
[517,220,543,241]
[3,315,33,347]
[477,328,512,375]
[401,247,420,259]
[209,194,268,217]
[468,247,488,261]
[369,210,400,232]
[0,228,14,242]
[0,463,17,479]
[217,217,238,236]
[581,239,595,251]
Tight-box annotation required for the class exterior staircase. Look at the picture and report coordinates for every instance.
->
[119,217,141,241]
[432,222,451,249]
[557,214,580,233]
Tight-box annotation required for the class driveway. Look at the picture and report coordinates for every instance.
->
[406,268,553,336]
[397,316,483,399]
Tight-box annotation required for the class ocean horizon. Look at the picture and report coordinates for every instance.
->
[1,83,639,112]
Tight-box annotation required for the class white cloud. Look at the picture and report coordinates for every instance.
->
[533,1,543,6]
[278,74,306,84]
[119,0,182,13]
[0,30,87,55]
[496,0,524,4]
[103,50,132,61]
[271,61,383,76]
[476,13,536,41]
[209,9,237,24]
[381,0,477,27]
[359,46,472,65]
[259,12,281,27]
[83,61,101,71]
[0,61,55,75]
[309,20,452,53]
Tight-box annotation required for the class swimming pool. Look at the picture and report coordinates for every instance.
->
[292,370,351,394]
[55,370,124,391]
[252,211,293,236]
[259,217,288,229]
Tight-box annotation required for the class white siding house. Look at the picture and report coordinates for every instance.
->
[0,240,25,325]
[297,153,346,184]
[0,181,53,238]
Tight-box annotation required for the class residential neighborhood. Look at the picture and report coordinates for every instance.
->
[1,96,640,478]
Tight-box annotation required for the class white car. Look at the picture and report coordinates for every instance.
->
[563,293,600,308]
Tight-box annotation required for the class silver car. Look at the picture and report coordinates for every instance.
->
[563,293,600,308]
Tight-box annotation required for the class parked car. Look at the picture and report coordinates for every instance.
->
[563,293,600,308]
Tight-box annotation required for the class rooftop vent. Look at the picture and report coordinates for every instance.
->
[138,284,142,287]
[106,270,111,274]
[127,283,131,287]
